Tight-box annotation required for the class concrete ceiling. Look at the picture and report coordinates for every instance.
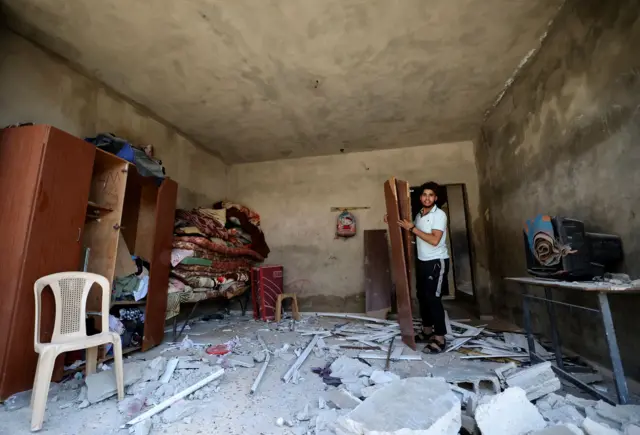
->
[2,1,561,163]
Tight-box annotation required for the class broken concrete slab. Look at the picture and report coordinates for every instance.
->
[586,407,622,431]
[594,401,640,426]
[530,424,584,435]
[540,405,586,427]
[329,356,373,383]
[129,419,152,435]
[475,387,547,435]
[625,425,640,435]
[86,361,145,403]
[161,400,198,424]
[315,409,340,434]
[338,377,461,435]
[343,378,369,397]
[582,417,621,435]
[322,387,362,410]
[369,370,400,385]
[565,394,598,412]
[536,393,567,411]
[361,384,386,399]
[141,357,167,382]
[153,383,176,402]
[127,381,161,397]
[430,364,500,395]
[505,362,561,401]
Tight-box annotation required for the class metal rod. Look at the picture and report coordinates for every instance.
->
[125,369,224,427]
[544,287,565,370]
[549,364,615,405]
[597,292,629,404]
[385,336,396,371]
[521,284,537,361]
[250,335,270,394]
[174,300,201,341]
[523,294,600,313]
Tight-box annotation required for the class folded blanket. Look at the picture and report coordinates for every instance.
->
[173,236,264,261]
[175,209,228,240]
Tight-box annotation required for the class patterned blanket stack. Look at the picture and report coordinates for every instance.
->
[166,201,269,319]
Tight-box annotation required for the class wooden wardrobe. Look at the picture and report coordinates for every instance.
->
[0,125,177,400]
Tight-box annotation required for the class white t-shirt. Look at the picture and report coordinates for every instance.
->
[414,205,449,261]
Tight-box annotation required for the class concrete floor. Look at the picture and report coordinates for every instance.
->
[0,312,634,434]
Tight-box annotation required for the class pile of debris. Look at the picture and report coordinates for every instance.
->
[3,312,634,435]
[298,354,639,435]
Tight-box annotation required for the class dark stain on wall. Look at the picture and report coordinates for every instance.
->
[477,0,640,378]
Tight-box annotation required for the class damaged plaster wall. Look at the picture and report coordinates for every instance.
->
[230,141,491,314]
[477,0,640,377]
[0,28,228,208]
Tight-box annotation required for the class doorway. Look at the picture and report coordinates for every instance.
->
[409,183,475,300]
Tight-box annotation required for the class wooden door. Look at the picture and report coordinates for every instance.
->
[364,230,392,318]
[384,178,416,350]
[1,126,95,398]
[0,126,48,399]
[143,178,177,350]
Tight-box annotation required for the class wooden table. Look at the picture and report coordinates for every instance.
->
[505,277,640,405]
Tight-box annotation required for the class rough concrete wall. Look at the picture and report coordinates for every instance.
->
[230,142,491,313]
[477,0,640,377]
[0,28,228,208]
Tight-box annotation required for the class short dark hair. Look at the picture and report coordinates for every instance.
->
[420,181,440,196]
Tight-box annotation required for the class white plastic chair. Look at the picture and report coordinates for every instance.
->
[31,272,124,431]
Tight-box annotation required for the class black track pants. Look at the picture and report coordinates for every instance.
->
[416,258,450,336]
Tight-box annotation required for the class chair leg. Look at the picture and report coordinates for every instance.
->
[291,295,301,321]
[275,294,283,323]
[111,338,125,400]
[30,352,44,408]
[31,349,57,431]
[86,346,98,376]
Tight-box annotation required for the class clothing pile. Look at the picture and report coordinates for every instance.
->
[166,201,269,319]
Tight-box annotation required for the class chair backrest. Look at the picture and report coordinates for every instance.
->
[33,272,110,345]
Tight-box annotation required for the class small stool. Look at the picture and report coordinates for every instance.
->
[275,293,301,322]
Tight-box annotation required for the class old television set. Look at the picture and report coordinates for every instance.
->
[523,215,623,280]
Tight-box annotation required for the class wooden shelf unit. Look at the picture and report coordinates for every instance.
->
[0,125,177,400]
[83,148,177,359]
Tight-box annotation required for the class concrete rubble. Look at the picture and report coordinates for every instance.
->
[5,312,637,435]
[430,364,501,395]
[85,361,145,403]
[337,377,461,435]
[475,387,547,435]
[505,361,562,401]
[322,387,363,410]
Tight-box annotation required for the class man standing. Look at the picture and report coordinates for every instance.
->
[397,181,449,353]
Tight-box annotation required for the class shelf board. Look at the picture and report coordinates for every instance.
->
[111,300,146,306]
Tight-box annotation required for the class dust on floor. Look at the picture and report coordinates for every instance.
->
[0,313,637,435]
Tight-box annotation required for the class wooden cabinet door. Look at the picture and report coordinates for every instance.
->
[0,126,48,399]
[143,178,177,350]
[2,127,95,398]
